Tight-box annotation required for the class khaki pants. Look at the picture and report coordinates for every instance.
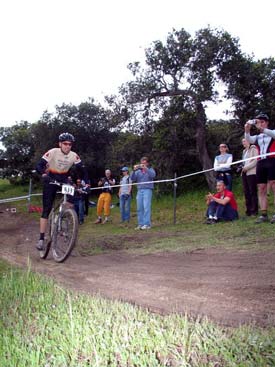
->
[97,192,112,217]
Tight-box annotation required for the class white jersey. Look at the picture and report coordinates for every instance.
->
[42,148,81,175]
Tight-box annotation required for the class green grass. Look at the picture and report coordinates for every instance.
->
[0,179,41,214]
[77,177,275,255]
[0,260,274,367]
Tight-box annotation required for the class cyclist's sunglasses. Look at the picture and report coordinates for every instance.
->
[62,142,72,146]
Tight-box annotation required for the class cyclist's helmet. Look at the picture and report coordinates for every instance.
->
[255,113,269,122]
[58,132,75,142]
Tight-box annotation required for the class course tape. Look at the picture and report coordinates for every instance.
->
[0,152,272,204]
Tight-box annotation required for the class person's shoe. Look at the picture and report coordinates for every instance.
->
[210,218,218,224]
[135,225,142,230]
[94,218,102,224]
[270,215,275,224]
[255,215,269,224]
[36,239,44,251]
[141,225,151,230]
[101,218,109,224]
[205,218,213,224]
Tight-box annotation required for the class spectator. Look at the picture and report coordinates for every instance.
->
[94,169,115,224]
[82,166,90,216]
[205,180,238,224]
[118,166,132,225]
[130,156,156,230]
[241,138,258,216]
[244,113,275,223]
[213,143,233,190]
[74,178,86,224]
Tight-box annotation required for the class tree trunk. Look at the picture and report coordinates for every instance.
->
[195,102,216,190]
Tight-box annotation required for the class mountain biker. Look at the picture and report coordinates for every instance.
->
[35,133,87,250]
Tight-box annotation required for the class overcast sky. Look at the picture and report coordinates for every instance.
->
[0,0,274,128]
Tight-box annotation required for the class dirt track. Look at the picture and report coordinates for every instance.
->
[1,209,275,327]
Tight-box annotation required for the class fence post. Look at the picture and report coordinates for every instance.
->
[173,172,177,224]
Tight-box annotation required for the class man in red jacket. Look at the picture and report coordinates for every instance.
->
[205,180,238,224]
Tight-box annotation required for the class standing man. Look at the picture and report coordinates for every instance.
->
[130,156,156,230]
[73,178,86,225]
[205,180,238,224]
[244,113,275,223]
[94,169,115,224]
[118,166,132,224]
[36,133,86,250]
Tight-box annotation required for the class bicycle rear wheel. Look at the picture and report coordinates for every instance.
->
[39,212,53,259]
[52,208,78,263]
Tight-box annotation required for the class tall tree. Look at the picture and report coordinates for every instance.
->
[31,100,116,182]
[118,27,244,189]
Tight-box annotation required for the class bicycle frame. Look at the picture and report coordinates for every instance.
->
[39,181,78,262]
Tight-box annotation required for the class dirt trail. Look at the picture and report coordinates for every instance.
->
[1,209,275,327]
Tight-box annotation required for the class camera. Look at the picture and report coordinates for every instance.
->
[247,119,257,125]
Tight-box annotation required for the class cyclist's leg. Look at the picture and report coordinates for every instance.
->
[37,183,58,249]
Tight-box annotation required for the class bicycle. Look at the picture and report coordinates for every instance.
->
[39,181,79,263]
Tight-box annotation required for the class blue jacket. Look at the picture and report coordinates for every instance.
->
[130,167,156,190]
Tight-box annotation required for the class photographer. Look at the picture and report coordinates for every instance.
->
[94,169,115,224]
[240,138,258,216]
[205,181,238,224]
[244,113,275,223]
[130,156,156,230]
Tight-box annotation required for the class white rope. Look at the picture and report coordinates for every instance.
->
[0,152,273,203]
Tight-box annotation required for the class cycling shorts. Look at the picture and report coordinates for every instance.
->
[41,180,74,219]
[256,159,275,184]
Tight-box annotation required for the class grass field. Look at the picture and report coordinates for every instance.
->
[0,261,274,367]
[1,178,275,366]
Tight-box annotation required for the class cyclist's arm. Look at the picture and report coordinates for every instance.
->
[36,157,48,176]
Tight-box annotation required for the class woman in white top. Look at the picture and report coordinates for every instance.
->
[213,143,233,190]
[241,138,258,216]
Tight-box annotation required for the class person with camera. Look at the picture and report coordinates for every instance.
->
[94,169,115,224]
[130,157,156,230]
[205,180,238,224]
[118,166,132,225]
[244,113,275,223]
[240,138,258,217]
[213,143,233,190]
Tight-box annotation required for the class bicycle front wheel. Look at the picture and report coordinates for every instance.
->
[52,208,78,263]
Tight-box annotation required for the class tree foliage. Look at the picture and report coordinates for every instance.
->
[0,27,275,193]
[118,27,245,189]
[0,121,35,182]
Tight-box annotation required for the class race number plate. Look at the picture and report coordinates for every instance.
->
[62,184,75,196]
